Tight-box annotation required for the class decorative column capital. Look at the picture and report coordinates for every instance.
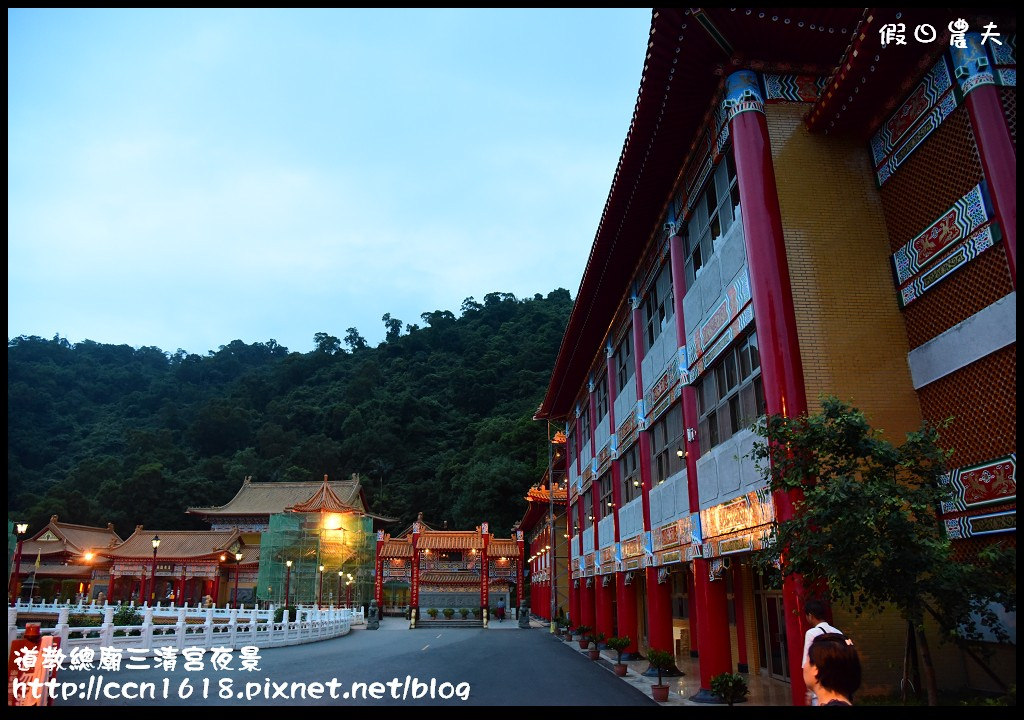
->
[630,295,642,311]
[950,34,996,97]
[724,70,765,122]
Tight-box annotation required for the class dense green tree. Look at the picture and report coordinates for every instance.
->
[7,289,575,540]
[751,397,1016,705]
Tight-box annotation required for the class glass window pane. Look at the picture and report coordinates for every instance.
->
[754,376,766,417]
[706,182,718,220]
[708,410,719,447]
[749,334,760,371]
[730,395,741,434]
[731,184,741,220]
[741,384,755,428]
[739,342,751,379]
[717,364,728,398]
[710,213,721,243]
[698,417,710,454]
[725,351,738,391]
[726,150,736,183]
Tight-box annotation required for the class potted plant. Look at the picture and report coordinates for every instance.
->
[606,636,632,676]
[442,607,455,619]
[586,632,606,660]
[647,649,675,703]
[575,625,592,649]
[427,608,439,619]
[459,607,470,619]
[710,672,749,706]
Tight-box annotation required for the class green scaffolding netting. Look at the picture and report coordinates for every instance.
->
[255,511,374,607]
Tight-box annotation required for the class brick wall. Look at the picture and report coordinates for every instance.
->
[766,103,922,438]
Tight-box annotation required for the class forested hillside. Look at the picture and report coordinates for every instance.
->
[8,289,572,537]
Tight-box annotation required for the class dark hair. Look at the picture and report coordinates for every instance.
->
[808,633,862,700]
[804,598,828,620]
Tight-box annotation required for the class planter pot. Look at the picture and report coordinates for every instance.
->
[652,684,670,703]
[613,663,627,677]
[588,649,601,661]
[578,640,590,649]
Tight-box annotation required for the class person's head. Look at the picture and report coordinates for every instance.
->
[804,598,828,623]
[803,633,861,701]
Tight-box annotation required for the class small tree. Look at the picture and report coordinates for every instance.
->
[751,397,1016,706]
[443,607,455,619]
[607,636,631,665]
[427,608,439,619]
[647,649,675,687]
[711,672,749,706]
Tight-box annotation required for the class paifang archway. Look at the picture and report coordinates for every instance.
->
[375,515,523,624]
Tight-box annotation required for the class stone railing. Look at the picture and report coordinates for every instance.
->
[8,604,355,657]
[9,598,273,622]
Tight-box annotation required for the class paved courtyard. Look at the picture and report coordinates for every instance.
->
[52,618,657,706]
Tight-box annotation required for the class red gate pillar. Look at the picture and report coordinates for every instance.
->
[727,69,810,705]
[374,531,385,609]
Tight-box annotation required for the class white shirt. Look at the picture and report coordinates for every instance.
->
[802,621,842,667]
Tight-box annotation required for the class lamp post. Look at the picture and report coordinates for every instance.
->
[285,560,292,608]
[346,575,353,608]
[337,571,344,608]
[318,565,325,609]
[149,536,161,604]
[10,522,28,603]
[233,552,243,609]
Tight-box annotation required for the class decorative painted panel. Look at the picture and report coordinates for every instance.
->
[700,486,775,539]
[687,270,753,383]
[941,454,1016,513]
[950,34,997,97]
[945,510,1016,539]
[892,183,992,285]
[723,70,765,122]
[871,60,954,166]
[898,224,1002,307]
[872,55,960,186]
[617,405,639,450]
[621,534,644,559]
[762,74,826,103]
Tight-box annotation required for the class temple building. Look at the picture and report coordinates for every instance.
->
[535,8,1015,704]
[375,515,522,623]
[9,516,122,601]
[515,466,569,622]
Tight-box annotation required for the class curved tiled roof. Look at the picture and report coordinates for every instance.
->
[488,539,519,558]
[288,475,357,513]
[22,516,122,557]
[102,528,244,561]
[187,476,366,517]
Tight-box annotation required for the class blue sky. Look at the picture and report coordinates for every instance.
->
[8,8,652,355]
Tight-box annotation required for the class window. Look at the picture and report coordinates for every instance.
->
[683,148,739,288]
[697,331,765,454]
[614,332,634,392]
[567,426,577,468]
[595,374,609,425]
[583,487,594,528]
[619,444,640,503]
[643,263,675,352]
[598,472,614,519]
[649,403,685,484]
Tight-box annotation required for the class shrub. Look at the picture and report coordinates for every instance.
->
[646,649,675,687]
[273,606,297,623]
[427,608,439,619]
[710,672,749,706]
[459,608,470,619]
[442,608,455,619]
[606,636,632,664]
[113,605,142,627]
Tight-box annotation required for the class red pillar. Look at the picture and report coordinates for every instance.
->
[480,524,490,615]
[686,568,699,657]
[212,572,221,608]
[411,522,421,613]
[516,533,524,609]
[728,69,810,705]
[108,574,117,603]
[374,532,385,608]
[733,562,749,672]
[952,35,1016,288]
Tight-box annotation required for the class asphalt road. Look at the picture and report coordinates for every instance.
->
[47,622,656,707]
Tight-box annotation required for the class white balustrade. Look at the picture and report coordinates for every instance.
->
[8,601,355,656]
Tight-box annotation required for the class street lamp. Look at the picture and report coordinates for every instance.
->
[318,565,325,609]
[337,571,344,608]
[285,560,292,608]
[233,551,243,609]
[149,536,161,604]
[345,574,354,608]
[10,522,28,603]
